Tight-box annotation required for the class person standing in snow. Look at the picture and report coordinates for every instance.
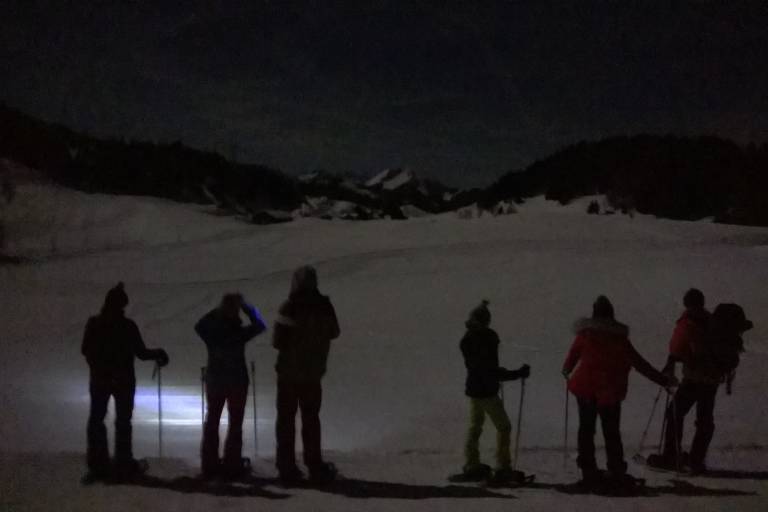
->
[454,300,530,483]
[648,294,752,474]
[82,282,169,481]
[195,293,267,480]
[273,265,340,485]
[562,296,675,489]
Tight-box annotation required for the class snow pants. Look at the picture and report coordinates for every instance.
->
[576,398,626,476]
[275,378,323,472]
[87,376,135,471]
[464,396,512,471]
[201,380,248,474]
[662,380,718,468]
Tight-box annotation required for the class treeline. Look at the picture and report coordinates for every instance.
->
[0,104,301,212]
[484,135,768,226]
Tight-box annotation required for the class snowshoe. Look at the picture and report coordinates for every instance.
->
[278,465,307,487]
[448,464,492,483]
[81,467,111,485]
[645,453,684,474]
[308,462,338,485]
[600,473,646,497]
[486,468,535,488]
[219,457,253,482]
[111,458,149,482]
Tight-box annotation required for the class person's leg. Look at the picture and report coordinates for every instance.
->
[86,378,111,473]
[275,379,300,473]
[299,380,324,469]
[463,398,486,470]
[576,398,599,478]
[599,402,627,476]
[662,381,697,461]
[113,380,136,466]
[689,383,718,469]
[222,384,248,471]
[201,382,226,475]
[485,396,512,470]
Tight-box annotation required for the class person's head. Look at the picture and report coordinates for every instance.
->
[466,300,491,329]
[683,288,705,311]
[219,293,243,320]
[102,282,129,315]
[290,265,319,297]
[592,295,615,320]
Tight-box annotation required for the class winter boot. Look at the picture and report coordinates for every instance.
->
[487,467,529,486]
[278,465,306,487]
[449,463,492,482]
[220,457,252,482]
[112,458,148,481]
[308,462,338,485]
[646,453,682,472]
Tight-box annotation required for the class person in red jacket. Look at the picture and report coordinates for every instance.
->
[562,296,675,488]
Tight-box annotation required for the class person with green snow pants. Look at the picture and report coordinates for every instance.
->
[458,300,530,482]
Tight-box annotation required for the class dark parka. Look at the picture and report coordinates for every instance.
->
[460,324,523,398]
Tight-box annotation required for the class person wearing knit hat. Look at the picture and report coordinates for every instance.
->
[81,282,169,483]
[563,295,676,491]
[451,300,531,484]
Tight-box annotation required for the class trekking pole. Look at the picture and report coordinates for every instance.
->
[671,392,682,473]
[563,380,570,469]
[153,363,163,459]
[513,378,526,470]
[634,387,662,461]
[658,393,670,455]
[200,366,206,429]
[250,360,258,458]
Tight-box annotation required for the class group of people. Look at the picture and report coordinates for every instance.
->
[457,290,752,490]
[82,265,340,485]
[81,268,753,491]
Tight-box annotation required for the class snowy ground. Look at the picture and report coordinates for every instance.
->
[2,186,768,511]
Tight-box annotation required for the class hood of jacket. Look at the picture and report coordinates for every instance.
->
[573,317,630,338]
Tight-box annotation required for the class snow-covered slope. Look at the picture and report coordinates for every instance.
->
[2,188,768,511]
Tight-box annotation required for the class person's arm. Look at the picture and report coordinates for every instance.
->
[562,334,584,378]
[81,318,96,363]
[629,342,674,388]
[239,303,267,343]
[325,300,340,340]
[131,320,169,365]
[499,364,531,381]
[273,302,295,350]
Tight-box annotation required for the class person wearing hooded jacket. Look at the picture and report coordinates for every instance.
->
[195,293,267,480]
[457,300,530,482]
[649,296,752,474]
[82,282,169,481]
[273,265,340,485]
[562,296,675,488]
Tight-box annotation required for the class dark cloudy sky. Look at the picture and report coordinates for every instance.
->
[2,0,767,185]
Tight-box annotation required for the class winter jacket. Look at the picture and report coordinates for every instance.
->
[82,312,160,383]
[195,308,266,385]
[682,305,748,385]
[563,318,668,406]
[460,325,524,398]
[273,290,340,381]
[668,309,710,363]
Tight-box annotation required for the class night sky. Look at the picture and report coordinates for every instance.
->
[2,0,767,185]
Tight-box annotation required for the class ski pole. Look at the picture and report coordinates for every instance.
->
[563,380,570,469]
[200,366,206,429]
[671,392,682,473]
[635,387,663,458]
[251,360,258,458]
[153,363,163,459]
[658,393,670,454]
[513,377,526,470]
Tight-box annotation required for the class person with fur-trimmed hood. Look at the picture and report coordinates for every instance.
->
[562,296,676,488]
[455,300,530,483]
[82,282,169,482]
[273,265,340,485]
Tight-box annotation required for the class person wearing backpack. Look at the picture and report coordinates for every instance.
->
[562,296,676,490]
[648,301,752,474]
[451,300,531,484]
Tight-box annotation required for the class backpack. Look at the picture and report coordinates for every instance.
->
[693,304,752,378]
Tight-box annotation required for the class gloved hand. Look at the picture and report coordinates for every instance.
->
[664,374,679,393]
[154,349,170,367]
[561,368,571,380]
[243,303,267,330]
[518,364,531,379]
